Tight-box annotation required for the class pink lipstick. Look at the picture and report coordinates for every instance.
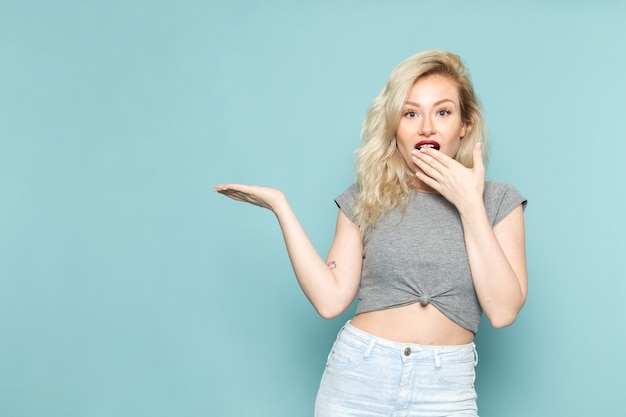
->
[415,140,441,151]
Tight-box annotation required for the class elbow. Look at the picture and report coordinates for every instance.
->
[488,309,520,329]
[490,315,516,329]
[316,306,346,320]
[315,300,352,320]
[486,294,527,329]
[318,310,341,320]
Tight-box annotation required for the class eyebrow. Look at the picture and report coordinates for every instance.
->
[405,99,456,107]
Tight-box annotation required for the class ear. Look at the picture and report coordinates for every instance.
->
[460,122,468,139]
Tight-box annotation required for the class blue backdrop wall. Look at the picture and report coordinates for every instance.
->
[1,1,625,416]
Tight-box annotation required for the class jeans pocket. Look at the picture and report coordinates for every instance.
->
[325,338,367,372]
[435,359,476,390]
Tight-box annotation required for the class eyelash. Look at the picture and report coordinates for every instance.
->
[403,109,452,118]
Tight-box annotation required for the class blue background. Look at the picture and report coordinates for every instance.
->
[1,1,625,416]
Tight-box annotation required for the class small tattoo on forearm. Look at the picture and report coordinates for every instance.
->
[327,261,337,270]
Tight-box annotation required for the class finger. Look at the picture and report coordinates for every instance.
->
[214,183,246,191]
[472,143,484,171]
[417,146,454,167]
[415,170,440,190]
[414,151,446,180]
[216,190,251,204]
[414,157,440,179]
[217,189,246,199]
[215,184,256,198]
[215,184,251,199]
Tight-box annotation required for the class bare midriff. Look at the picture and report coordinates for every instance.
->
[349,302,474,346]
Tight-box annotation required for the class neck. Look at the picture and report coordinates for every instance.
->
[410,177,438,194]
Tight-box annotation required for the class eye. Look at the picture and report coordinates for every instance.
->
[437,109,451,117]
[404,110,417,118]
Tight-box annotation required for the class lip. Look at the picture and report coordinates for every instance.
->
[415,140,441,151]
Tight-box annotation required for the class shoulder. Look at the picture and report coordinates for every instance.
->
[484,181,524,197]
[484,181,527,226]
[334,184,358,221]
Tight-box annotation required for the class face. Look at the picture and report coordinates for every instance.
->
[395,74,467,173]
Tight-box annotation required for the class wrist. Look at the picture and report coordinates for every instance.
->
[270,193,290,216]
[456,196,486,221]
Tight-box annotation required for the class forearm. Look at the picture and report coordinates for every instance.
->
[459,203,527,328]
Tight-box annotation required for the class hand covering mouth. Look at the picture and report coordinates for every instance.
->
[415,140,441,151]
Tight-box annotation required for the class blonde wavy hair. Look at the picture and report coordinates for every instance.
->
[353,50,489,231]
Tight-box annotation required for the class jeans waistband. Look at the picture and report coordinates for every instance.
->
[339,320,478,365]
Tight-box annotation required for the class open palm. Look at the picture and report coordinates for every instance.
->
[214,184,286,212]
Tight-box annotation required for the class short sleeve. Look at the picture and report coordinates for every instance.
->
[484,182,527,226]
[334,184,358,222]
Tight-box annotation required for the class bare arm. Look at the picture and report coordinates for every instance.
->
[413,144,527,328]
[214,184,363,318]
[458,202,527,327]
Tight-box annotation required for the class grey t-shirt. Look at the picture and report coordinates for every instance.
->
[335,181,527,334]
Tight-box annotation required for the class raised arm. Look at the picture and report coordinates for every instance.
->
[214,184,363,318]
[413,144,528,328]
[455,199,527,328]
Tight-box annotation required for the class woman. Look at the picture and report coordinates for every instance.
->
[215,50,527,417]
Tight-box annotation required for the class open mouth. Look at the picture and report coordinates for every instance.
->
[415,140,441,151]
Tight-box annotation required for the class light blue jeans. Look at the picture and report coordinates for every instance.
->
[315,321,479,417]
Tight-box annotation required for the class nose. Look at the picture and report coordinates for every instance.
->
[419,115,435,137]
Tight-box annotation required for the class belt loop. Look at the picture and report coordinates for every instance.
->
[473,343,479,366]
[434,347,441,368]
[364,338,376,359]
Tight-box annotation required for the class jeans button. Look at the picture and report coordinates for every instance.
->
[403,347,411,356]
